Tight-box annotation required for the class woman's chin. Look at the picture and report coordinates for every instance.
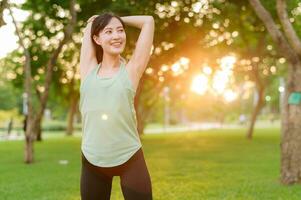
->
[109,48,124,55]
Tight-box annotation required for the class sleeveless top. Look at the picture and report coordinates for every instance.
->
[79,61,142,167]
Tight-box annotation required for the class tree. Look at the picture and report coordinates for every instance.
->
[7,0,77,163]
[197,1,287,139]
[249,0,301,185]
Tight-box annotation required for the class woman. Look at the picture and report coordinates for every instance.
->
[79,12,154,200]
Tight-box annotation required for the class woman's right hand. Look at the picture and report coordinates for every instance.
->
[87,15,98,24]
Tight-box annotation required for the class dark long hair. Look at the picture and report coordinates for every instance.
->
[91,12,125,63]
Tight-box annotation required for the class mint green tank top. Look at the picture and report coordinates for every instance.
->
[79,61,142,167]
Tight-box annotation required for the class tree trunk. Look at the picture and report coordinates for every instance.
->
[30,0,77,150]
[137,114,145,136]
[134,72,164,136]
[35,121,42,141]
[280,63,301,184]
[7,117,13,136]
[135,75,145,136]
[66,94,79,136]
[248,0,301,185]
[24,115,35,163]
[247,63,265,139]
[24,134,34,163]
[8,0,77,163]
[246,86,264,139]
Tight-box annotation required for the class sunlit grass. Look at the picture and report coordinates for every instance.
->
[1,128,300,200]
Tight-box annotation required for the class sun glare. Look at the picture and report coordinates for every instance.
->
[203,65,212,75]
[171,63,181,72]
[212,70,229,94]
[0,1,29,58]
[191,55,237,102]
[190,74,208,95]
[219,55,236,71]
[223,89,238,102]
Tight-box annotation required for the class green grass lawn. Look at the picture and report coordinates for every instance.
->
[1,128,300,200]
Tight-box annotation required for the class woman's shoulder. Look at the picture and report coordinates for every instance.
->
[80,62,99,82]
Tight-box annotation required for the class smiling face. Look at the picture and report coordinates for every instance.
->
[93,17,126,56]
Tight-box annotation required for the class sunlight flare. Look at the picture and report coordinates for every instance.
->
[190,74,208,95]
[223,89,238,102]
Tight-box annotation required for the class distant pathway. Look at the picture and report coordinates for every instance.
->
[0,121,280,141]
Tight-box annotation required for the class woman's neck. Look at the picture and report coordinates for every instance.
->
[101,54,120,70]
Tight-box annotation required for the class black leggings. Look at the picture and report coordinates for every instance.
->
[80,148,152,200]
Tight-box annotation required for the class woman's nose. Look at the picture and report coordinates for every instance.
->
[112,31,120,39]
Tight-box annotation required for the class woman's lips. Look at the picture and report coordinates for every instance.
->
[111,42,122,47]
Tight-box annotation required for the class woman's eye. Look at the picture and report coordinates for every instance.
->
[118,29,124,33]
[106,30,112,34]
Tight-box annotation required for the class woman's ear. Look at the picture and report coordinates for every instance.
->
[93,35,101,45]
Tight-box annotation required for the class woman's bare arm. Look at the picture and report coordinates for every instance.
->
[121,16,155,88]
[79,15,98,79]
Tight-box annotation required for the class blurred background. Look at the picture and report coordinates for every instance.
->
[1,0,301,199]
[1,0,294,139]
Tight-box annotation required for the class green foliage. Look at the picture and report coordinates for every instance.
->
[0,85,20,111]
[3,0,299,126]
[0,108,23,128]
[0,58,23,114]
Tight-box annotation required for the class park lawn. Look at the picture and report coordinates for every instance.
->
[0,128,300,200]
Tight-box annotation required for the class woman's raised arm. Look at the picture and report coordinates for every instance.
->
[79,15,98,79]
[121,16,155,81]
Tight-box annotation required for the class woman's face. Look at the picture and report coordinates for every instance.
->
[93,17,126,56]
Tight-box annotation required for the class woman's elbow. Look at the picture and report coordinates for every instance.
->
[146,16,154,24]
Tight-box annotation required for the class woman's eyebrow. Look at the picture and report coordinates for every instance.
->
[103,26,123,31]
[104,27,113,31]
